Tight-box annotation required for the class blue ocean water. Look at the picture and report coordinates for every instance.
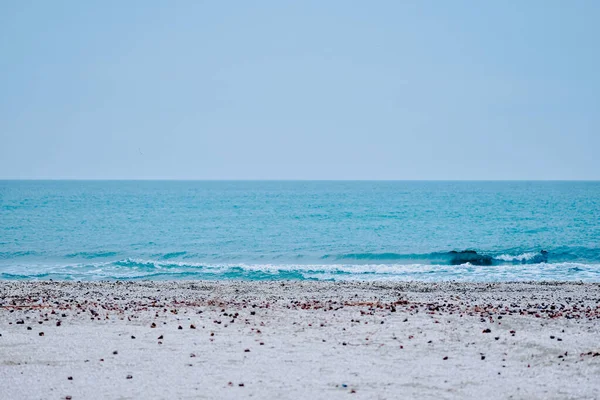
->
[1,181,599,282]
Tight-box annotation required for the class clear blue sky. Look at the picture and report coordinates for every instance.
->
[1,1,598,180]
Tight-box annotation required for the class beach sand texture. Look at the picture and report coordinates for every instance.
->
[1,281,599,399]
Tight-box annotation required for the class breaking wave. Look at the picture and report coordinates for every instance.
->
[1,258,599,282]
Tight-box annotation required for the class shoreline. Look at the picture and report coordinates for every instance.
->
[1,281,599,399]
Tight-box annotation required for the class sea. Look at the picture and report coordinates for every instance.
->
[1,181,599,282]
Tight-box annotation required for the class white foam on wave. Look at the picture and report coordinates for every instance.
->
[495,252,539,262]
[1,259,599,282]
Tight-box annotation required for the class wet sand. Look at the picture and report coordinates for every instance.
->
[1,281,599,399]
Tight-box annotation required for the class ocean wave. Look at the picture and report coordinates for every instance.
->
[0,250,40,259]
[494,252,540,262]
[1,259,599,282]
[65,251,118,259]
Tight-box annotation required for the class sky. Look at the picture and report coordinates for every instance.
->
[1,1,599,180]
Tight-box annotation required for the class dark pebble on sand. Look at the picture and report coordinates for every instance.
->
[482,328,491,333]
[495,337,499,340]
[244,349,250,352]
[239,383,245,387]
[39,332,44,336]
[16,320,24,324]
[178,326,183,330]
[550,336,555,339]
[131,336,136,339]
[190,324,196,329]
[27,327,32,331]
[126,375,133,379]
[557,338,563,341]
[443,356,448,360]
[66,396,72,400]
[481,356,486,360]
[151,323,156,328]
[113,351,118,355]
[56,321,62,326]
[68,376,73,380]
[158,335,163,340]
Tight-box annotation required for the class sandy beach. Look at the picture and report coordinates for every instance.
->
[1,281,599,399]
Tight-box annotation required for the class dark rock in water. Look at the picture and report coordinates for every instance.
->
[527,250,548,264]
[449,250,493,266]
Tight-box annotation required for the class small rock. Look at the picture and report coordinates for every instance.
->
[126,375,133,379]
[443,356,448,360]
[67,376,73,380]
[39,332,44,336]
